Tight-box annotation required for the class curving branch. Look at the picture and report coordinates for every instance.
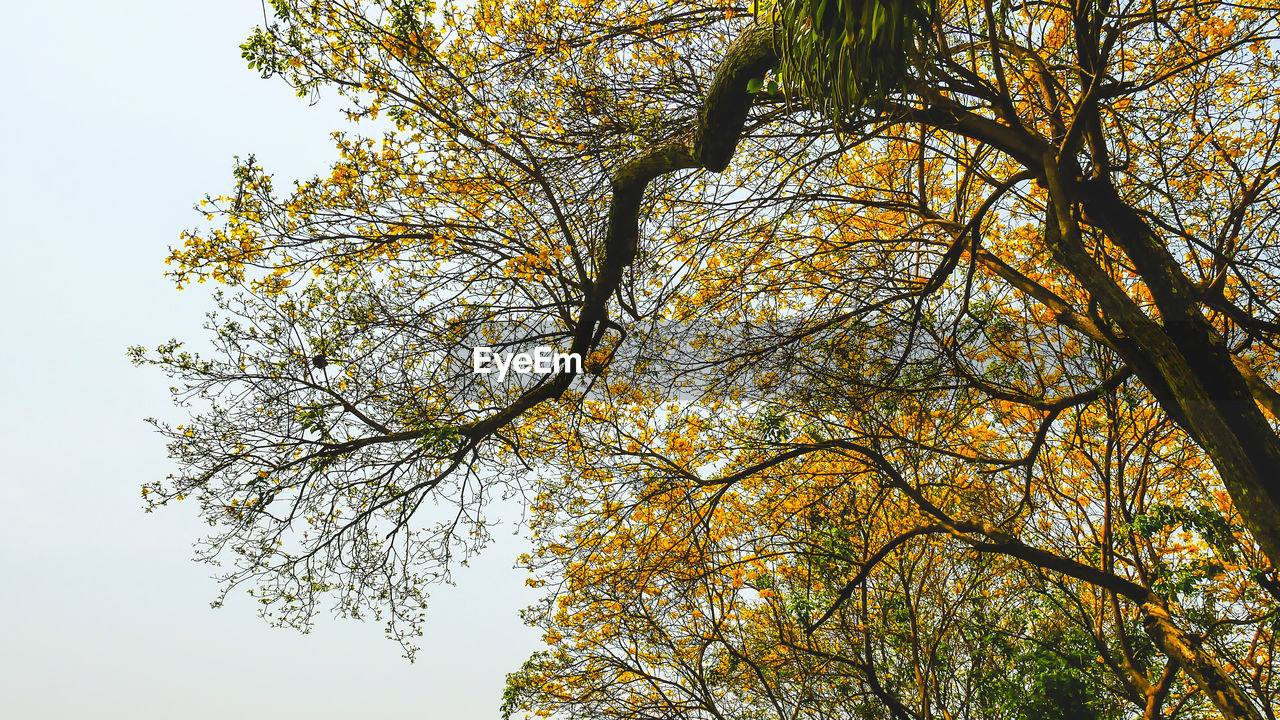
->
[456,22,779,445]
[834,439,1267,720]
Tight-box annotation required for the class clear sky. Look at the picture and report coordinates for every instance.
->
[0,3,543,717]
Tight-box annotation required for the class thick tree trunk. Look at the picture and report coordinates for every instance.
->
[1044,157,1280,571]
[1140,602,1264,720]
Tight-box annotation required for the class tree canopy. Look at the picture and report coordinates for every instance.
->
[135,0,1280,717]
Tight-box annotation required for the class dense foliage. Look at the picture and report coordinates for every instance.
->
[136,0,1280,717]
[770,0,937,115]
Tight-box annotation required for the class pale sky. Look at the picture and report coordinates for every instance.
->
[0,3,543,717]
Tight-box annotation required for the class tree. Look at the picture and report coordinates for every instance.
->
[134,0,1280,716]
[503,383,1276,719]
